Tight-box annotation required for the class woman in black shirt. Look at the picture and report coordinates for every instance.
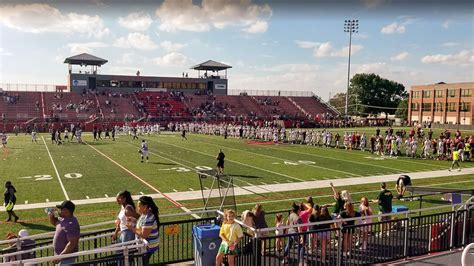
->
[338,202,360,256]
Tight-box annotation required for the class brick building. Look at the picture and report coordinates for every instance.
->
[408,82,474,125]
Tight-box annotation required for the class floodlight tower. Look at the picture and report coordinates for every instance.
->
[344,19,359,122]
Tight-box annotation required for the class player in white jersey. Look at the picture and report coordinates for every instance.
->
[1,133,7,148]
[140,140,149,163]
[31,130,38,143]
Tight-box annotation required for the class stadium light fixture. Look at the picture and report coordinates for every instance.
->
[344,19,359,123]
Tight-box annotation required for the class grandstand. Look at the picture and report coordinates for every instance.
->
[0,53,339,132]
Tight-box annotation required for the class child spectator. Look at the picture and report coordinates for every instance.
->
[216,209,243,266]
[274,213,284,252]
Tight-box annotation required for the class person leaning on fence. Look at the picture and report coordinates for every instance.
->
[50,200,80,265]
[4,181,19,222]
[216,209,243,266]
[126,196,160,266]
[358,197,373,250]
[282,203,304,264]
[252,204,268,256]
[338,202,361,257]
[395,175,412,199]
[373,182,393,236]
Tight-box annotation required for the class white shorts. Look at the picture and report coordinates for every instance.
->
[141,151,149,157]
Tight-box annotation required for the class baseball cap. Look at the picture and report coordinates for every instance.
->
[56,200,75,213]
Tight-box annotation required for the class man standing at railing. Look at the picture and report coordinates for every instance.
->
[374,182,393,236]
[49,200,80,265]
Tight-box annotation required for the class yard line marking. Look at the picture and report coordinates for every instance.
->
[105,194,109,198]
[323,177,331,180]
[204,187,209,190]
[261,182,267,185]
[139,192,144,195]
[145,138,306,182]
[46,199,49,202]
[41,136,69,200]
[196,135,404,173]
[173,189,178,192]
[86,196,90,199]
[311,178,319,181]
[193,137,358,177]
[274,181,280,184]
[119,139,285,198]
[189,188,194,191]
[84,141,183,208]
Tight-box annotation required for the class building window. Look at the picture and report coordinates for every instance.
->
[448,89,456,98]
[411,103,419,111]
[412,91,421,98]
[422,103,432,111]
[461,89,472,97]
[422,90,432,98]
[461,102,471,112]
[435,90,444,98]
[448,102,456,112]
[434,102,444,112]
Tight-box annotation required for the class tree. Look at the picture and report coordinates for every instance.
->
[349,73,407,116]
[395,98,408,121]
[328,92,346,114]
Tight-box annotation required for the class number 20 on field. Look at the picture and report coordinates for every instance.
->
[18,173,83,181]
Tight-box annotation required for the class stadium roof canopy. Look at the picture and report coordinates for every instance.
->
[64,53,108,66]
[190,60,232,71]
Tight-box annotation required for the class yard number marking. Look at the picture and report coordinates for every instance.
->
[18,173,83,181]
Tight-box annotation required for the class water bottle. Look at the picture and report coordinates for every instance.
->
[45,207,55,215]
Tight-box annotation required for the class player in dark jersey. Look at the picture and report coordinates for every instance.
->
[181,129,187,140]
[216,149,225,175]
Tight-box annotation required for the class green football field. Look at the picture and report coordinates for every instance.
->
[1,127,473,237]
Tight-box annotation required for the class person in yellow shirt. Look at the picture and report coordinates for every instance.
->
[449,150,461,171]
[216,209,243,266]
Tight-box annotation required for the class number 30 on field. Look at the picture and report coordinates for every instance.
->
[19,173,83,181]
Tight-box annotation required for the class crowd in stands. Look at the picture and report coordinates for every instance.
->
[1,92,19,104]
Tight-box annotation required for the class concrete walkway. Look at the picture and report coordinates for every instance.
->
[2,167,473,212]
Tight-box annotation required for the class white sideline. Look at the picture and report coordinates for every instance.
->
[41,136,69,200]
[2,167,474,212]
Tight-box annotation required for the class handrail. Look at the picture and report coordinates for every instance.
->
[10,241,146,265]
[462,243,474,266]
[0,209,218,246]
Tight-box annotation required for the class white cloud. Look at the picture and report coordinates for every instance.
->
[314,42,363,58]
[242,20,268,34]
[442,20,452,29]
[118,12,153,31]
[155,0,272,33]
[390,52,409,61]
[297,41,363,58]
[421,50,474,66]
[295,40,320,49]
[159,41,187,52]
[441,42,459,47]
[0,3,109,38]
[381,22,406,34]
[154,52,188,66]
[114,33,158,50]
[0,48,12,56]
[66,42,108,54]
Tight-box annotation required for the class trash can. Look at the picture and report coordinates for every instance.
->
[392,205,408,213]
[193,224,221,266]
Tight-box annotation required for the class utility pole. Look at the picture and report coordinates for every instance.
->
[344,19,359,123]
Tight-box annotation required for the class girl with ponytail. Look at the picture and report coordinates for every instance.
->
[113,191,139,243]
[126,196,160,266]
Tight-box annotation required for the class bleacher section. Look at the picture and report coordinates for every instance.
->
[253,96,301,119]
[0,92,42,121]
[97,93,141,121]
[43,92,99,121]
[136,92,189,119]
[289,96,339,120]
[1,91,339,124]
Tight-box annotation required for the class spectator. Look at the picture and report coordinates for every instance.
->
[395,175,412,199]
[113,191,139,244]
[216,209,243,266]
[329,182,345,218]
[315,206,333,262]
[338,202,360,256]
[374,182,393,235]
[127,196,160,266]
[252,204,268,255]
[358,197,372,250]
[4,181,19,222]
[274,213,284,252]
[2,232,18,263]
[18,229,36,260]
[282,203,303,264]
[50,200,80,265]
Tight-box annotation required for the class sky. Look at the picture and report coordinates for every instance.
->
[0,0,473,100]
